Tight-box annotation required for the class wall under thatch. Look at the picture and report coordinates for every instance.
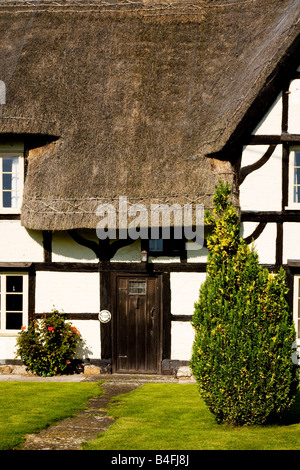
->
[0,0,299,230]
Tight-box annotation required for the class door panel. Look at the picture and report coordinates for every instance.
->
[114,275,161,374]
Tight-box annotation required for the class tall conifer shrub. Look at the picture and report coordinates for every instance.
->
[190,180,299,425]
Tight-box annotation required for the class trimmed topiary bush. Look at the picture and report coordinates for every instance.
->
[15,309,82,377]
[190,180,299,425]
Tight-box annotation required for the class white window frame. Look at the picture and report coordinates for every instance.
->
[287,146,300,209]
[0,143,24,214]
[0,273,28,335]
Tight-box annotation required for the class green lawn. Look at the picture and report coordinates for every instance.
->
[84,383,300,451]
[0,381,102,450]
[1,381,300,451]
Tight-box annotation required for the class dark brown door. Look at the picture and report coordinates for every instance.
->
[114,275,161,374]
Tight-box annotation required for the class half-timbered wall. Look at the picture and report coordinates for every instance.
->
[240,69,300,351]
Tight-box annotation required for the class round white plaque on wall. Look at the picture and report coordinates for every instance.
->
[98,310,111,323]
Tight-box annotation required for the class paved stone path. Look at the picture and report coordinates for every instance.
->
[17,374,191,451]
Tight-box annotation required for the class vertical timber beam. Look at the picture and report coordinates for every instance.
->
[100,260,112,369]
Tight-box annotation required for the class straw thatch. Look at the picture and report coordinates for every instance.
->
[0,0,299,230]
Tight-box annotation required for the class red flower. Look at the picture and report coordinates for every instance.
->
[21,326,26,330]
[48,327,54,332]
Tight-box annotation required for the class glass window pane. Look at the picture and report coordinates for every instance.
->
[2,158,12,172]
[3,191,11,207]
[295,151,300,167]
[6,294,23,311]
[294,168,300,185]
[6,312,22,330]
[149,239,163,252]
[294,186,300,203]
[6,276,23,293]
[3,173,12,190]
[129,281,146,295]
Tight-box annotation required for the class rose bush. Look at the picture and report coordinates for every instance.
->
[15,309,82,377]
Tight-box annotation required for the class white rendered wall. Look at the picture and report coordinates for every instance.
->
[241,222,276,265]
[170,272,206,316]
[253,93,282,135]
[52,231,98,263]
[72,319,101,360]
[0,336,18,361]
[0,221,43,262]
[35,271,100,313]
[170,272,205,360]
[239,144,282,212]
[186,241,208,263]
[288,79,300,134]
[171,322,194,361]
[111,240,141,262]
[283,223,300,264]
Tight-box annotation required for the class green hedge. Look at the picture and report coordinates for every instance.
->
[190,180,299,425]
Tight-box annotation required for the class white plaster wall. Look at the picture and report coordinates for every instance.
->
[239,144,282,212]
[0,336,18,361]
[170,272,204,360]
[171,322,194,360]
[288,79,300,135]
[186,241,208,263]
[0,221,43,262]
[52,231,98,263]
[241,222,276,264]
[35,271,100,313]
[170,272,206,316]
[111,239,141,262]
[71,319,101,360]
[283,223,300,264]
[253,93,282,135]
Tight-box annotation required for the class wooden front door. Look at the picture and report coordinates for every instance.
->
[113,275,162,374]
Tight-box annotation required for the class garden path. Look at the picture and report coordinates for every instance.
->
[17,374,192,451]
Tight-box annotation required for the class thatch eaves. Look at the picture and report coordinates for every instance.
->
[0,0,298,230]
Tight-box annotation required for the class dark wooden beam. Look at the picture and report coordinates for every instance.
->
[42,230,52,263]
[239,145,276,184]
[243,222,266,245]
[162,272,171,360]
[248,134,300,145]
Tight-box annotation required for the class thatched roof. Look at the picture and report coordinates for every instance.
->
[0,0,299,230]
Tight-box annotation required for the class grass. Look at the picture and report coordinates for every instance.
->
[1,381,300,451]
[0,381,102,450]
[83,383,300,451]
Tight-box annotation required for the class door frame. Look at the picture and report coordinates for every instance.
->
[110,271,163,374]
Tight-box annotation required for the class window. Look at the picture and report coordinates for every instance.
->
[149,239,164,253]
[144,235,186,258]
[288,147,300,207]
[0,143,24,213]
[129,281,146,295]
[0,274,28,332]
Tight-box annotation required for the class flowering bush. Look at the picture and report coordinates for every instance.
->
[15,309,82,377]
